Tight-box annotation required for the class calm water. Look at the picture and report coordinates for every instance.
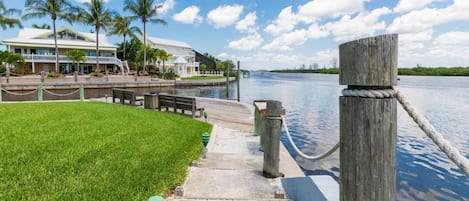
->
[169,72,469,201]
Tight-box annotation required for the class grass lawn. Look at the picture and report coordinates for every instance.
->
[0,101,212,200]
[181,76,225,80]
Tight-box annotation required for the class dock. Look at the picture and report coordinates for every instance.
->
[166,98,338,201]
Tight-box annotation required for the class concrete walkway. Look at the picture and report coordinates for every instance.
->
[167,98,304,201]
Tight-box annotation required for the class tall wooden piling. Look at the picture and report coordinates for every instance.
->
[339,34,398,201]
[263,100,282,178]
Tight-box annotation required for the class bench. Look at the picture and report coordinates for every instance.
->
[112,88,142,105]
[158,94,204,118]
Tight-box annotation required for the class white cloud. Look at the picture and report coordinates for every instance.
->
[263,6,298,36]
[217,52,306,70]
[325,7,391,42]
[433,31,469,46]
[311,49,339,67]
[158,0,175,15]
[387,0,469,34]
[172,6,203,25]
[393,0,438,13]
[262,29,309,51]
[228,33,263,51]
[207,5,244,28]
[297,0,368,23]
[307,23,330,39]
[236,12,257,33]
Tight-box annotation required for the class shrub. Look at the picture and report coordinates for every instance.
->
[162,71,179,80]
[0,65,5,74]
[139,71,150,76]
[47,72,64,78]
[89,72,104,77]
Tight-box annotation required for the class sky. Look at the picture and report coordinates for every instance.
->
[1,0,469,70]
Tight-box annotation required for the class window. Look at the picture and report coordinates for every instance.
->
[14,48,21,54]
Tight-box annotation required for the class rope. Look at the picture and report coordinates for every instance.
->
[281,116,340,160]
[43,88,80,97]
[1,88,38,96]
[342,88,394,98]
[395,90,469,176]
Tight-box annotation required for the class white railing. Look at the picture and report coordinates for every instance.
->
[23,54,118,64]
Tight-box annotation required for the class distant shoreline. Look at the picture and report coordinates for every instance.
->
[271,67,469,76]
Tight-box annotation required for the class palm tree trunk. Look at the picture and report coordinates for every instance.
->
[53,19,59,72]
[96,26,100,72]
[123,34,127,61]
[143,21,147,72]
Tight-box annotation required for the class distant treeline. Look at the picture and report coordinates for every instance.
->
[271,68,339,74]
[271,67,469,76]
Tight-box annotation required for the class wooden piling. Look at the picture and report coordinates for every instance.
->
[263,100,282,178]
[339,34,398,201]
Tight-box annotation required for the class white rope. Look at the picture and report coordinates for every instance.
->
[342,88,394,98]
[1,88,38,96]
[43,89,80,97]
[395,90,469,176]
[281,116,340,160]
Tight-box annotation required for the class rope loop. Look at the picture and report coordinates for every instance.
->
[1,88,38,96]
[43,89,80,97]
[282,116,340,160]
[342,88,395,98]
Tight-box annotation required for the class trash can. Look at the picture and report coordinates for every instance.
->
[144,92,159,109]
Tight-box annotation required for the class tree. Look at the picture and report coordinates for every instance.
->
[157,49,171,73]
[0,0,22,30]
[23,0,77,72]
[124,0,167,72]
[65,49,87,73]
[107,15,141,61]
[117,37,143,64]
[0,50,25,70]
[76,0,114,72]
[32,23,50,29]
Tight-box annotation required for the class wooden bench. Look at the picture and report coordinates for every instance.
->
[158,94,204,118]
[112,88,142,105]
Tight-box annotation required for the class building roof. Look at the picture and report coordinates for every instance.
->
[2,27,117,50]
[174,56,188,64]
[146,36,192,49]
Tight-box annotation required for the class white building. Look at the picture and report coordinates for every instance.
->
[144,36,199,77]
[2,27,127,74]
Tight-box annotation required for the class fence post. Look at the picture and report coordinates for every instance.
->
[263,100,282,178]
[225,63,229,99]
[105,70,109,82]
[0,84,2,103]
[339,34,398,201]
[38,84,43,102]
[40,71,45,83]
[80,84,84,101]
[6,70,9,84]
[74,71,78,83]
[237,61,240,102]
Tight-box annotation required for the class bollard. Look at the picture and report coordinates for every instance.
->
[38,84,43,101]
[202,132,210,158]
[80,84,84,101]
[6,70,9,83]
[105,94,108,103]
[134,72,138,82]
[339,34,397,201]
[225,62,229,99]
[203,111,208,122]
[263,100,282,178]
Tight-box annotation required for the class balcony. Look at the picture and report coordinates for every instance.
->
[22,54,118,64]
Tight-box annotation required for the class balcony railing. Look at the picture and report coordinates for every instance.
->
[22,54,118,64]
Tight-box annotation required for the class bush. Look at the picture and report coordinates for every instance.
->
[162,71,179,80]
[139,71,150,76]
[0,65,5,74]
[47,72,64,78]
[89,72,104,77]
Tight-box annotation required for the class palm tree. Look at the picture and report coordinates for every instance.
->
[23,0,76,72]
[124,0,166,72]
[158,49,171,73]
[107,15,141,61]
[65,50,87,73]
[0,1,22,30]
[32,23,50,29]
[76,0,114,72]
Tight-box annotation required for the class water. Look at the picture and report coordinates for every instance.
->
[169,72,469,201]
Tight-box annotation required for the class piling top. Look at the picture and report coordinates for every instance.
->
[339,34,398,87]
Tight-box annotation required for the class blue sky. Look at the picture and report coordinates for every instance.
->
[2,0,469,70]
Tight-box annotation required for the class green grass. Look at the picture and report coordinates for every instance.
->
[0,102,212,200]
[181,75,225,80]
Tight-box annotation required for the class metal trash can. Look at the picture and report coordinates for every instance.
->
[144,92,159,109]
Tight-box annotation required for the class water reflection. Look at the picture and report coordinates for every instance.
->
[169,72,469,201]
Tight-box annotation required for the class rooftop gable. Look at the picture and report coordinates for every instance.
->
[146,36,192,49]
